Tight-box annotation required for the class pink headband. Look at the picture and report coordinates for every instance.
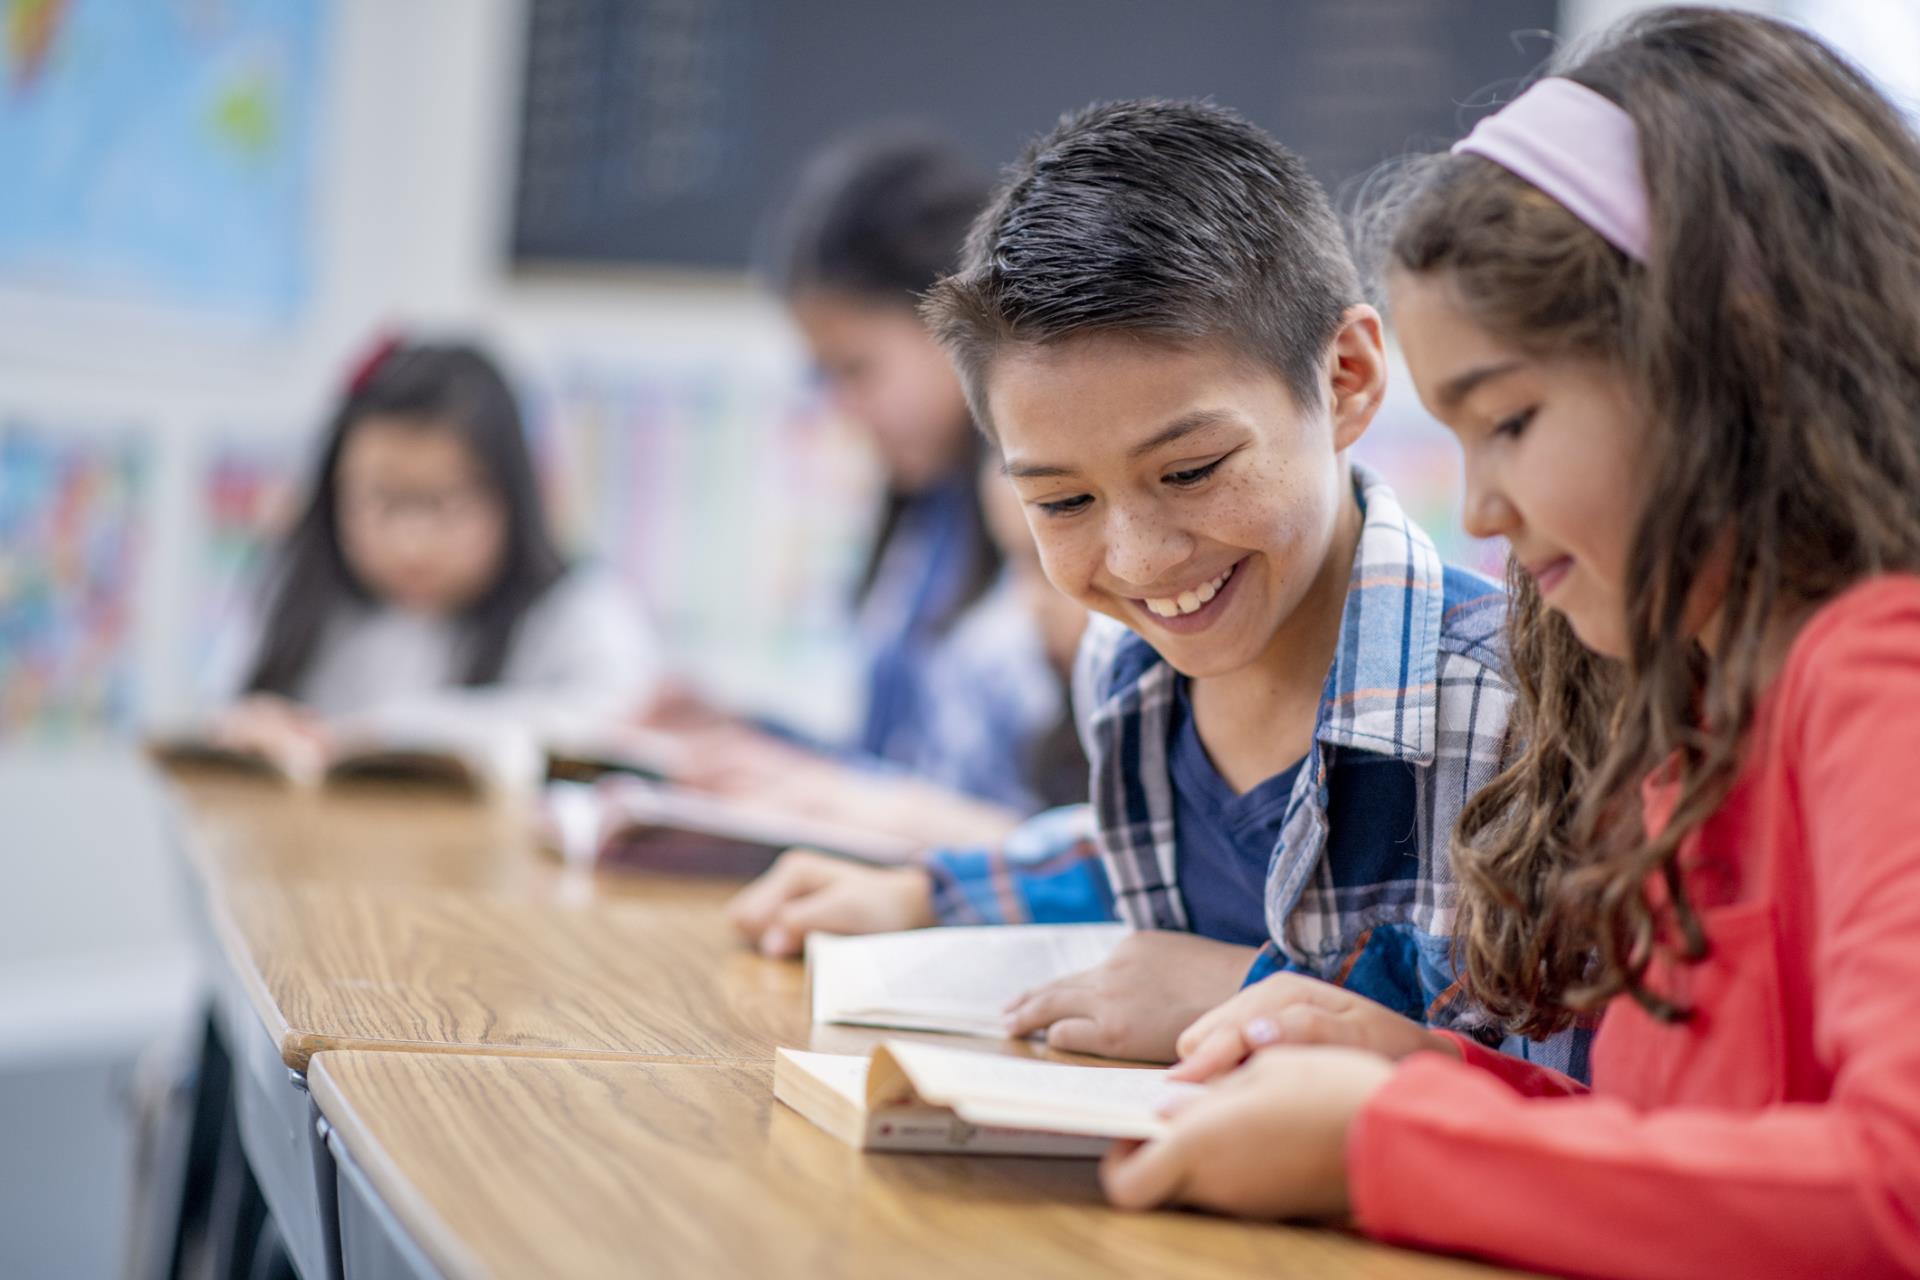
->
[1452,77,1650,263]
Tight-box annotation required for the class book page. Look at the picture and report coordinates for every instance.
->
[327,703,543,792]
[144,733,304,784]
[544,724,689,782]
[808,924,1130,1036]
[585,776,919,865]
[776,1046,1124,1157]
[777,1049,871,1108]
[879,1040,1201,1141]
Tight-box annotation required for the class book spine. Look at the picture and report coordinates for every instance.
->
[864,1115,1110,1158]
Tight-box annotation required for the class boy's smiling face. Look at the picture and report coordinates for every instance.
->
[987,325,1378,680]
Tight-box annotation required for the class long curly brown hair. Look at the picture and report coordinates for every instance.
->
[1360,7,1920,1037]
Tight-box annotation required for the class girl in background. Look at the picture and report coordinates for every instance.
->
[712,456,1089,853]
[212,338,655,771]
[659,132,1086,825]
[915,458,1089,816]
[1105,10,1920,1277]
[774,129,1001,770]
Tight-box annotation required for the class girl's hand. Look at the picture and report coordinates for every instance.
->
[631,679,739,734]
[1003,932,1258,1063]
[1101,1045,1395,1219]
[669,725,824,798]
[692,742,1022,849]
[212,695,332,782]
[725,849,936,957]
[1169,971,1461,1083]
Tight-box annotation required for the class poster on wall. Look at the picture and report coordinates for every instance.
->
[532,362,877,699]
[0,420,148,739]
[0,0,326,325]
[195,433,304,666]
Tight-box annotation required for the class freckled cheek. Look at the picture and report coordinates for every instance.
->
[1030,529,1096,603]
[1215,471,1316,568]
[1191,476,1252,545]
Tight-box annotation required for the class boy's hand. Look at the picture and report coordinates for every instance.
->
[725,849,935,957]
[1169,971,1461,1083]
[1003,932,1257,1062]
[1100,1045,1395,1219]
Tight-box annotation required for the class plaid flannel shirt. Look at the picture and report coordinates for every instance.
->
[909,570,1073,812]
[924,466,1588,1074]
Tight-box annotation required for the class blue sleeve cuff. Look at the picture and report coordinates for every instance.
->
[921,805,1114,926]
[1242,942,1285,988]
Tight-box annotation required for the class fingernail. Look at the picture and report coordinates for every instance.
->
[1246,1017,1280,1045]
[761,928,790,956]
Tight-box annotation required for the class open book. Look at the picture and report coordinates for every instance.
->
[539,776,921,876]
[543,725,689,784]
[774,1039,1199,1155]
[807,923,1130,1037]
[146,712,542,795]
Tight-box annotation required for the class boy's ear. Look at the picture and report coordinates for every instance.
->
[1326,304,1388,453]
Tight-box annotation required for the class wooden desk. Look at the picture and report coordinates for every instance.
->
[311,1051,1519,1280]
[168,779,1527,1280]
[210,877,1121,1072]
[164,770,732,908]
[179,777,1124,1072]
[164,775,793,1280]
[213,881,802,1071]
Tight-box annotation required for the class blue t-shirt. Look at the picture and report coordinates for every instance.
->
[1170,676,1422,949]
[1168,679,1302,945]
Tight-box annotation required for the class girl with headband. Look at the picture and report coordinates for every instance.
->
[1100,9,1920,1276]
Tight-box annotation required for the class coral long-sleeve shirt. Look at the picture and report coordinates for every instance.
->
[1348,577,1920,1279]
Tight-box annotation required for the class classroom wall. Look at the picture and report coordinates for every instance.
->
[0,0,870,1064]
[0,5,856,1270]
[14,0,1896,1273]
[0,2,871,1274]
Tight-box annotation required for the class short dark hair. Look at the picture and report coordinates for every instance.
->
[769,128,993,305]
[923,99,1362,433]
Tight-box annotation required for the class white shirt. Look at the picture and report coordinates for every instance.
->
[209,566,658,736]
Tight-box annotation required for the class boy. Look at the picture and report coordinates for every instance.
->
[731,100,1575,1074]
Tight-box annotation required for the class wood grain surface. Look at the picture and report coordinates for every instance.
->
[162,767,751,906]
[175,775,1533,1278]
[213,880,806,1069]
[311,1051,1526,1280]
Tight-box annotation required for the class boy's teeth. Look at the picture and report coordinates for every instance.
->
[1144,565,1234,619]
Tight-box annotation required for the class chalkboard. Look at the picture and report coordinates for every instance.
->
[510,0,1557,272]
